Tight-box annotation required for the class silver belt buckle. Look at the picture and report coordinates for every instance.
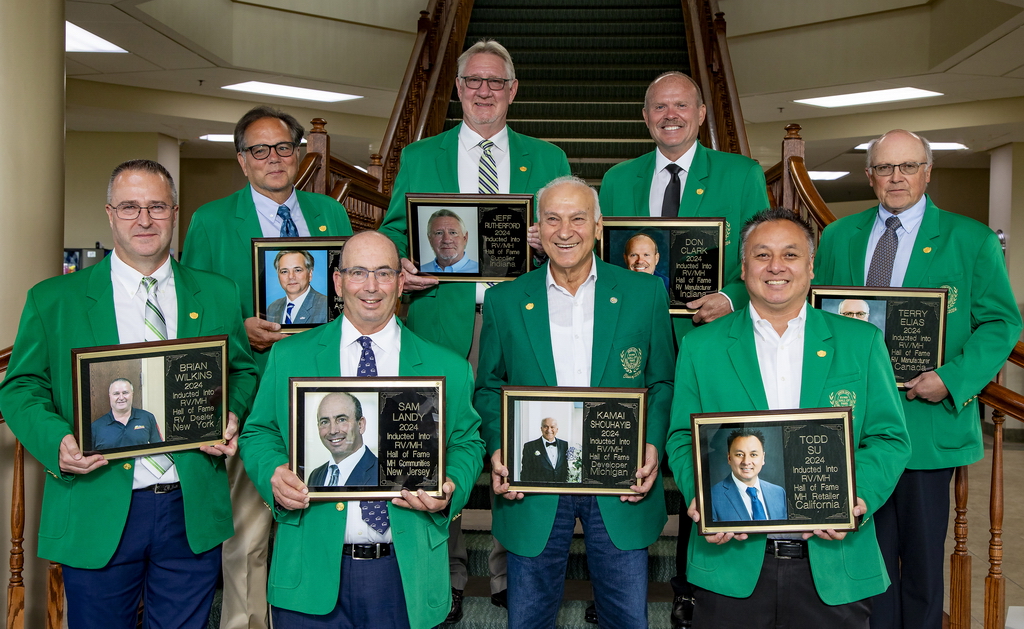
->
[352,544,383,560]
[769,541,792,559]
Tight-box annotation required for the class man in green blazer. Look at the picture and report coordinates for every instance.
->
[598,71,770,626]
[181,106,352,629]
[814,130,1022,629]
[667,209,911,627]
[599,72,769,340]
[476,177,675,628]
[0,160,258,628]
[377,40,570,616]
[240,231,484,629]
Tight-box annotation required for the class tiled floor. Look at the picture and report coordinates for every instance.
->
[943,434,1024,628]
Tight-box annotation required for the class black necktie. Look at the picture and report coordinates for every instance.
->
[661,163,683,217]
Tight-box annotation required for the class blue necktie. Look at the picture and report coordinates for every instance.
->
[746,486,768,520]
[284,302,294,324]
[277,205,299,238]
[328,465,339,486]
[357,336,388,533]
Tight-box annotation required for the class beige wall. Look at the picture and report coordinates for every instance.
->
[64,131,181,251]
[823,168,990,223]
[177,158,249,252]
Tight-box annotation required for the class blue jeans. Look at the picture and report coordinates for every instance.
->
[507,495,648,629]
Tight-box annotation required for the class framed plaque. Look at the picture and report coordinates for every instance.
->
[290,377,445,500]
[810,286,948,388]
[691,408,857,535]
[252,237,348,333]
[501,386,647,495]
[598,217,725,314]
[406,193,534,282]
[72,336,229,459]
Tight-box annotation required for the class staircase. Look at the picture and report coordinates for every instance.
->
[448,0,692,186]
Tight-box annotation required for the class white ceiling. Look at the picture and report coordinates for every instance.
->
[66,0,1024,199]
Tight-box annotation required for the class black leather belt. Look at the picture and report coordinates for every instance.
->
[765,539,808,559]
[343,543,392,560]
[134,482,181,494]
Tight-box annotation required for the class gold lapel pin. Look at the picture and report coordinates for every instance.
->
[923,247,932,253]
[526,303,534,310]
[610,297,618,304]
[190,312,199,319]
[696,188,704,195]
[520,166,527,172]
[817,350,826,357]
[319,225,327,232]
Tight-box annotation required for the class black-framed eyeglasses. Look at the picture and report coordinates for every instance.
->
[109,203,175,220]
[869,162,928,176]
[459,76,512,90]
[337,267,399,283]
[243,142,298,160]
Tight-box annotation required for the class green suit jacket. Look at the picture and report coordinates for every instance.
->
[378,123,571,357]
[815,196,1022,469]
[474,259,676,556]
[665,306,911,605]
[0,256,259,568]
[598,143,770,340]
[181,185,353,370]
[238,318,485,629]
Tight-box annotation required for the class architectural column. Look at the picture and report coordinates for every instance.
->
[988,143,1024,397]
[0,1,65,628]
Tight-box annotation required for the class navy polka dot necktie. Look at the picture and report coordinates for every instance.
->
[357,336,389,534]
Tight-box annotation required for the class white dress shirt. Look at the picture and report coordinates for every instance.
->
[548,255,597,387]
[731,474,772,519]
[252,187,310,237]
[647,143,698,217]
[110,250,180,488]
[750,302,806,411]
[338,315,401,544]
[458,124,510,304]
[542,438,559,468]
[863,196,926,287]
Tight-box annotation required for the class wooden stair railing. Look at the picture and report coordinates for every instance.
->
[681,0,749,157]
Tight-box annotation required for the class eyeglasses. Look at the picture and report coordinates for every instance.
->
[337,267,399,283]
[869,162,928,176]
[459,76,512,90]
[243,142,298,160]
[110,203,175,220]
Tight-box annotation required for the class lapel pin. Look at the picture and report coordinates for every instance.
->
[520,166,527,172]
[319,225,327,232]
[817,350,826,357]
[923,247,932,253]
[610,297,618,304]
[190,312,199,319]
[526,303,534,310]
[123,463,132,470]
[696,188,704,195]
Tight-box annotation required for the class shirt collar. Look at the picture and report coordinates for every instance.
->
[749,301,808,339]
[109,249,173,298]
[545,254,598,294]
[655,141,698,174]
[460,124,509,154]
[732,473,762,494]
[877,194,927,234]
[251,185,299,225]
[341,314,402,360]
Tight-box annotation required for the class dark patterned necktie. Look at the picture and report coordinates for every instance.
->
[277,205,299,238]
[747,486,767,520]
[284,302,294,325]
[357,336,389,534]
[328,465,339,486]
[661,163,683,217]
[866,216,901,287]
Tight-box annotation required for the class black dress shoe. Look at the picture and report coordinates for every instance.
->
[444,588,464,624]
[671,595,695,628]
[584,602,598,624]
[490,589,508,609]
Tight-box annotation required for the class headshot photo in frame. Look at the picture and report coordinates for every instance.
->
[416,207,480,274]
[73,337,229,459]
[252,237,347,332]
[821,297,887,334]
[691,409,857,536]
[290,378,446,500]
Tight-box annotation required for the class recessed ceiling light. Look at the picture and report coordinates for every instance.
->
[66,22,127,53]
[221,81,361,103]
[808,171,849,181]
[854,141,967,151]
[200,134,234,143]
[795,88,942,108]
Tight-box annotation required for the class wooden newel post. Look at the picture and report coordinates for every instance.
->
[949,465,971,628]
[780,124,804,212]
[7,440,25,629]
[307,118,330,195]
[985,411,1006,629]
[369,154,384,193]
